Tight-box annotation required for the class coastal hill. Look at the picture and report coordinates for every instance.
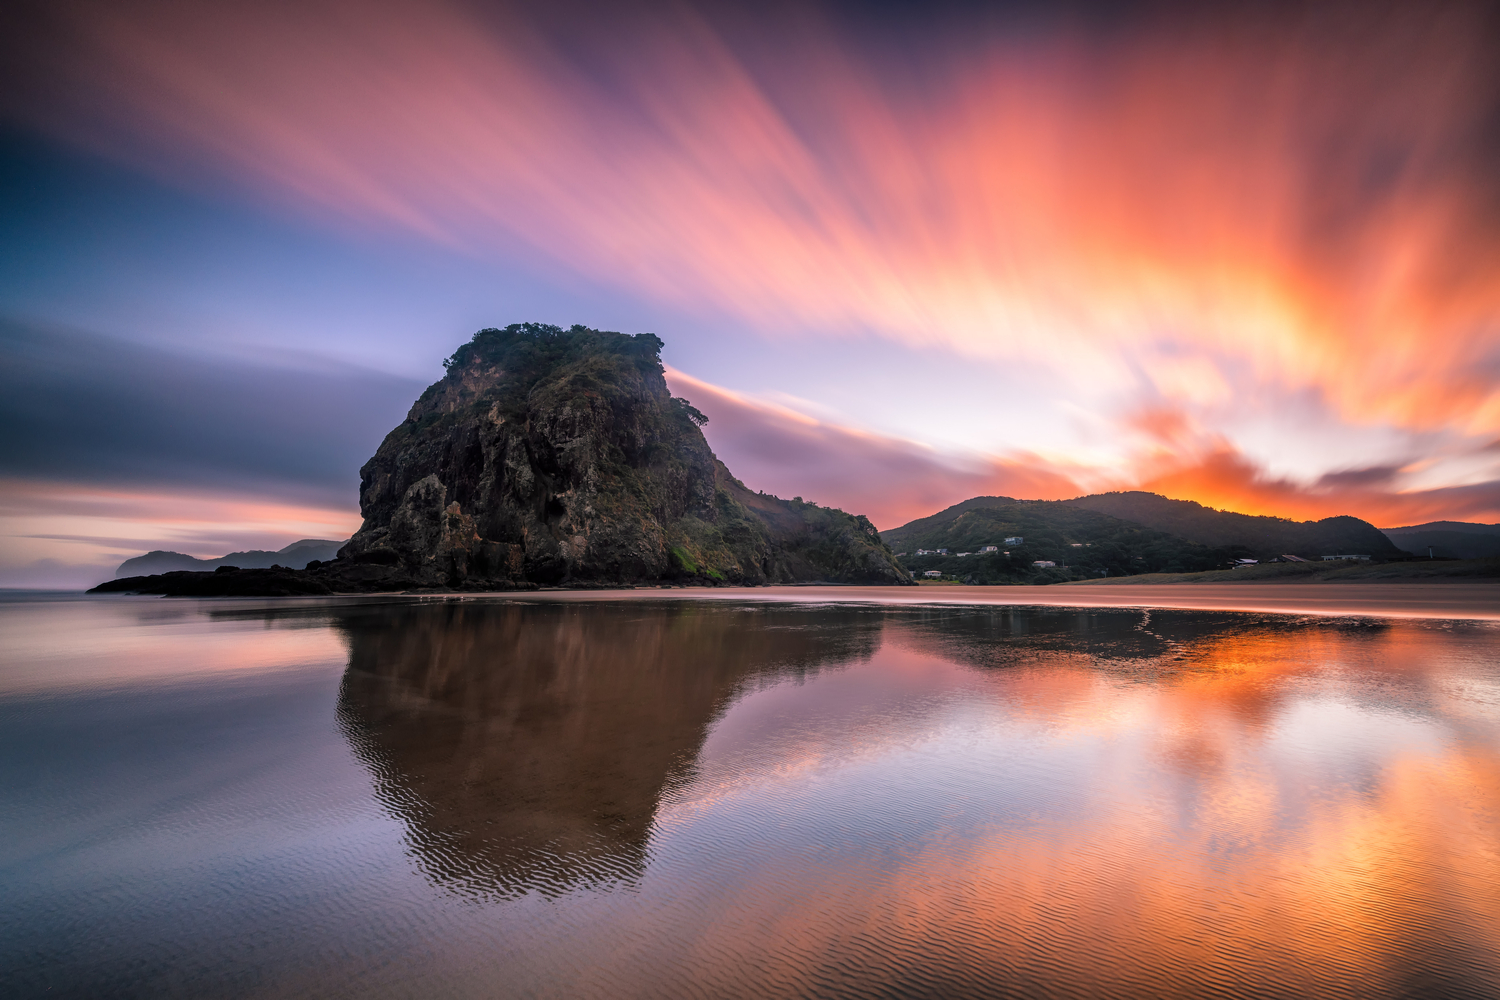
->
[883,498,1238,583]
[883,491,1403,584]
[114,539,346,578]
[1064,492,1401,557]
[1381,521,1500,560]
[99,324,909,594]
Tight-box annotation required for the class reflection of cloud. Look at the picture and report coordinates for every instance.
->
[614,607,1500,998]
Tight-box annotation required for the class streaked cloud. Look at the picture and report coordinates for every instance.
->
[9,0,1496,431]
[0,478,360,588]
[3,0,1500,578]
[677,368,1500,529]
[0,319,423,501]
[666,368,1083,529]
[0,322,413,584]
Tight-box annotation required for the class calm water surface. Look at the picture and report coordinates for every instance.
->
[3,592,1499,998]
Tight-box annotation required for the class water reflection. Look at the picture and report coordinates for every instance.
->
[335,600,882,898]
[333,600,1500,998]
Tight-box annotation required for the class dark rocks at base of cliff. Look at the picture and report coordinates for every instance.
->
[92,565,336,597]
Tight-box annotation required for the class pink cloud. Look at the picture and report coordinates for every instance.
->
[670,371,1500,529]
[6,0,1500,532]
[666,369,1081,529]
[9,0,1500,441]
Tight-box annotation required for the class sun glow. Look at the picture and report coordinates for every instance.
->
[7,0,1500,525]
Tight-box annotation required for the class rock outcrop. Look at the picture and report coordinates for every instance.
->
[330,323,910,588]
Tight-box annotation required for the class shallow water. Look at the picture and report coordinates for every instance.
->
[3,592,1500,998]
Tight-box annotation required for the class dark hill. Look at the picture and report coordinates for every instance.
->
[880,496,1240,582]
[1381,521,1500,560]
[97,324,908,594]
[1063,492,1401,559]
[115,539,346,577]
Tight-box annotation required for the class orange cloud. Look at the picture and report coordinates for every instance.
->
[1138,447,1500,526]
[6,0,1500,526]
[673,368,1500,527]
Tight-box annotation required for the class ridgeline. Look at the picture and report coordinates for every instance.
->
[883,492,1406,584]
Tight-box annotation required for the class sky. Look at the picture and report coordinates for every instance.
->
[2,0,1499,586]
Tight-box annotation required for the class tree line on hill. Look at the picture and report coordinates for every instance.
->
[882,492,1406,584]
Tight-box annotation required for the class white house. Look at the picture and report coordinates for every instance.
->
[1005,536,1023,546]
[1032,560,1056,568]
[980,545,998,553]
[923,570,942,578]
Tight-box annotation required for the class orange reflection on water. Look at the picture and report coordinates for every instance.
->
[329,599,1500,996]
[642,614,1500,998]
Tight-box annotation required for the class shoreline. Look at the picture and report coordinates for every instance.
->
[504,582,1500,622]
[58,580,1500,622]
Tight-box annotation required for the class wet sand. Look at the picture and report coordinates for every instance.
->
[515,582,1500,621]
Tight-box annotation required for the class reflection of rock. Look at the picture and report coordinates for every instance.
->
[335,600,881,898]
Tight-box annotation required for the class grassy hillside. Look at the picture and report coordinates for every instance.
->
[1063,491,1400,558]
[881,498,1243,583]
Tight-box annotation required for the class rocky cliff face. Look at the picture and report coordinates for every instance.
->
[334,323,910,588]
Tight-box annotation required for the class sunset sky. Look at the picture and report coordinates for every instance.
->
[3,0,1500,586]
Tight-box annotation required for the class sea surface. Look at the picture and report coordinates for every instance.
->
[3,589,1500,999]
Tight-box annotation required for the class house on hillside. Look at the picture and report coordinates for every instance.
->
[1005,536,1024,546]
[924,570,942,578]
[980,545,998,553]
[1322,554,1370,561]
[1032,560,1056,568]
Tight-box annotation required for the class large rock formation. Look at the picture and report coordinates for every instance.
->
[332,323,909,588]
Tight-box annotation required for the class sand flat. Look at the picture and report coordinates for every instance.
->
[511,582,1500,621]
